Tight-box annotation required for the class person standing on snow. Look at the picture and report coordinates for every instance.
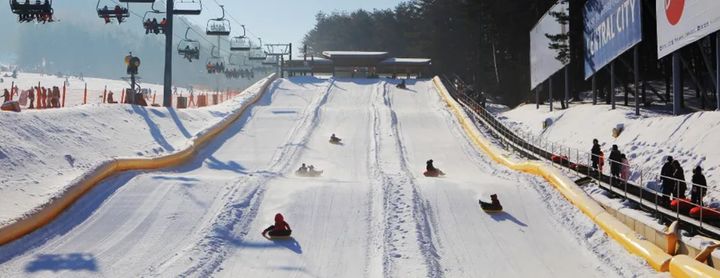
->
[660,156,675,207]
[672,160,686,199]
[608,145,622,179]
[620,154,630,181]
[691,166,707,206]
[262,213,292,238]
[591,139,601,171]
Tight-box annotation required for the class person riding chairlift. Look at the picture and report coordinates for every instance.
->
[114,5,124,23]
[262,213,292,238]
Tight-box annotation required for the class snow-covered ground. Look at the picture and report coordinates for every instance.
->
[0,75,271,227]
[497,103,720,204]
[0,78,659,277]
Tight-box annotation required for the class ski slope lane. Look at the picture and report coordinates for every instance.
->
[215,79,378,278]
[385,79,655,277]
[0,78,330,278]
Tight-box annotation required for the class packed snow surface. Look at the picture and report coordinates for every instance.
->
[0,76,270,226]
[0,78,657,277]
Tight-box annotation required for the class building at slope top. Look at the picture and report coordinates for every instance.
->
[283,51,432,78]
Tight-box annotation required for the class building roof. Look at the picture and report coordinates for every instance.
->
[321,51,389,60]
[380,58,432,66]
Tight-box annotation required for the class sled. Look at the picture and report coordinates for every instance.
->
[296,170,324,177]
[329,138,343,145]
[479,194,503,213]
[670,198,694,214]
[423,169,445,177]
[690,206,720,220]
[268,235,293,240]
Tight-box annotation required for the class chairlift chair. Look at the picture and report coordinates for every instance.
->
[11,0,54,23]
[230,25,250,51]
[248,48,266,61]
[173,0,201,15]
[262,55,278,66]
[206,45,226,74]
[177,27,200,61]
[97,0,129,23]
[206,5,230,36]
[142,2,167,35]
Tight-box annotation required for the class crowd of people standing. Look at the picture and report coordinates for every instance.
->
[590,139,708,207]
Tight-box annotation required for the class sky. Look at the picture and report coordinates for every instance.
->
[182,0,407,50]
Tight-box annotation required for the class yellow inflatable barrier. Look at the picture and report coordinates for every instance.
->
[0,74,277,246]
[432,77,672,272]
[670,255,720,278]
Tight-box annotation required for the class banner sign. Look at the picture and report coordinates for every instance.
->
[657,0,720,59]
[583,0,642,79]
[530,1,570,90]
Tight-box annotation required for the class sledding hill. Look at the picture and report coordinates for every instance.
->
[0,78,654,277]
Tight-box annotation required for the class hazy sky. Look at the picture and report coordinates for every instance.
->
[183,0,407,47]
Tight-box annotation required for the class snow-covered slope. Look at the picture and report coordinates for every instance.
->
[498,103,720,203]
[0,76,270,227]
[0,78,656,277]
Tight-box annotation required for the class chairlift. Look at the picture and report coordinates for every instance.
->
[262,55,278,66]
[230,25,250,51]
[206,45,225,74]
[11,0,54,23]
[142,2,167,35]
[248,39,266,61]
[177,28,200,62]
[174,0,201,15]
[97,0,129,24]
[248,49,266,61]
[206,5,230,36]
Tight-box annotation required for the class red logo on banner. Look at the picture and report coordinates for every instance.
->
[665,0,685,25]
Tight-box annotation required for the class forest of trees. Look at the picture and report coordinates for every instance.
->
[303,0,717,110]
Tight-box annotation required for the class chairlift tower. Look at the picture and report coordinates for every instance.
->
[265,43,292,78]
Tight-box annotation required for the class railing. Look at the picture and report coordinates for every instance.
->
[441,75,720,238]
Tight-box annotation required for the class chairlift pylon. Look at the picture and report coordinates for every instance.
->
[174,0,201,15]
[206,5,230,36]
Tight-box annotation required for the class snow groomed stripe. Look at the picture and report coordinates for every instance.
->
[0,74,278,246]
[431,77,673,273]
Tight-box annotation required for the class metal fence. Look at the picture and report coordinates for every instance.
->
[441,75,720,238]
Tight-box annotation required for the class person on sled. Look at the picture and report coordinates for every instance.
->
[425,159,444,176]
[396,79,406,89]
[262,213,292,238]
[330,133,341,144]
[297,163,308,174]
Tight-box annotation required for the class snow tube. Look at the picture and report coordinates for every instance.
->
[670,198,694,214]
[296,170,324,177]
[267,229,292,240]
[479,201,502,213]
[689,206,720,220]
[423,169,445,177]
[329,138,342,145]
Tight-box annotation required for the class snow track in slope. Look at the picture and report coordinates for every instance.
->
[368,81,442,278]
[171,80,335,277]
